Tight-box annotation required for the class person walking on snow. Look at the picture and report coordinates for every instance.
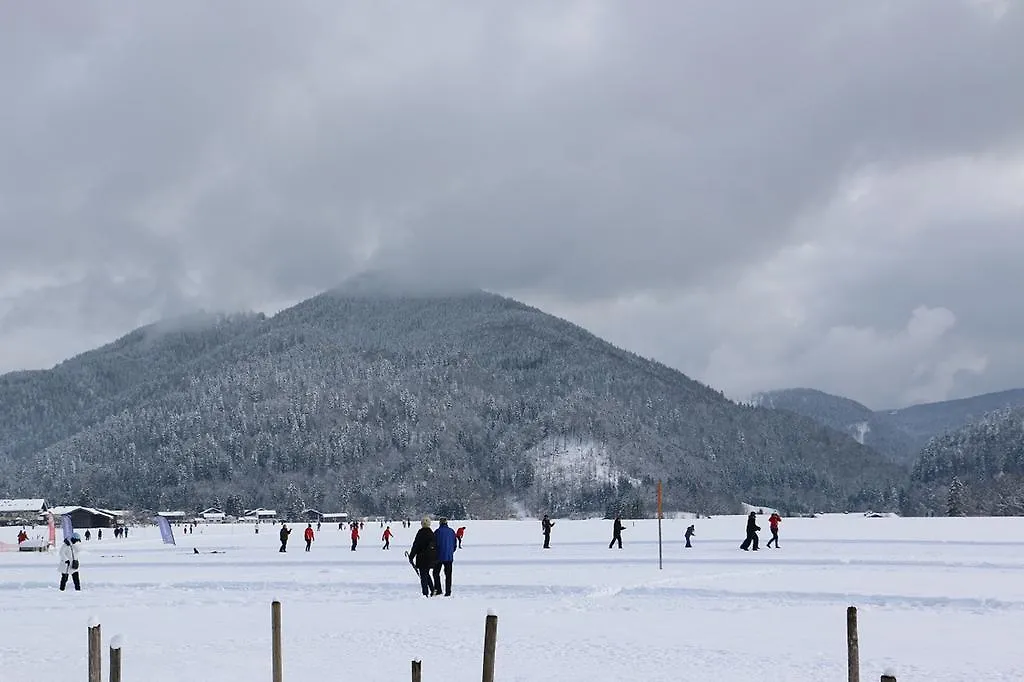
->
[304,524,315,552]
[766,512,782,548]
[541,514,554,549]
[279,524,291,552]
[59,533,82,591]
[684,524,695,548]
[408,517,438,597]
[609,515,624,549]
[350,523,360,551]
[455,526,465,549]
[740,512,760,551]
[382,525,392,550]
[432,517,458,597]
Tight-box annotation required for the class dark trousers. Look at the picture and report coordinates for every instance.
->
[279,541,287,552]
[609,532,622,549]
[59,572,81,591]
[543,532,551,549]
[685,536,692,548]
[457,537,462,548]
[766,529,779,548]
[305,539,312,551]
[740,532,759,551]
[351,538,358,551]
[383,538,390,550]
[418,567,433,596]
[431,561,453,596]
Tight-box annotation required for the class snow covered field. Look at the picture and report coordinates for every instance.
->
[2,515,1024,681]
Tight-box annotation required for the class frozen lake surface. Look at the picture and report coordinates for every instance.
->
[2,515,1024,681]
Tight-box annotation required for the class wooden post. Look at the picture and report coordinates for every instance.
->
[109,635,123,682]
[657,480,663,570]
[411,659,422,682]
[847,606,860,682]
[482,611,498,682]
[272,600,283,682]
[88,619,102,682]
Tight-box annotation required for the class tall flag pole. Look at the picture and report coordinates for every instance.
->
[657,480,663,570]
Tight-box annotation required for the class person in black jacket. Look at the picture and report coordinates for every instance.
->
[608,515,624,549]
[279,524,292,553]
[541,514,554,549]
[739,512,760,551]
[408,517,439,597]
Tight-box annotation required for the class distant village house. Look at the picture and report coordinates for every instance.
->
[0,499,49,526]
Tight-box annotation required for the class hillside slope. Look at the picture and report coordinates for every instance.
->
[753,388,918,463]
[756,387,1024,465]
[906,407,1024,516]
[0,286,903,517]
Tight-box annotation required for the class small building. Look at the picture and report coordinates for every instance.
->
[244,508,278,521]
[49,506,116,529]
[321,512,349,524]
[301,508,323,522]
[0,499,48,526]
[157,511,188,523]
[200,507,226,522]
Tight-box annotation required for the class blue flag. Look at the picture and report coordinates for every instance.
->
[61,514,74,541]
[155,516,176,545]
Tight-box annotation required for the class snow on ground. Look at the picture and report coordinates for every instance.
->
[2,515,1024,681]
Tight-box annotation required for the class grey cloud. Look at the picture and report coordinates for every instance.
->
[1,1,1023,408]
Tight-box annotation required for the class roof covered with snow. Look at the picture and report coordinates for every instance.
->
[49,506,115,518]
[0,499,47,513]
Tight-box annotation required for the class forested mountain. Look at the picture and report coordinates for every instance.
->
[0,285,904,518]
[905,407,1024,516]
[752,388,918,464]
[885,389,1024,446]
[754,387,1024,465]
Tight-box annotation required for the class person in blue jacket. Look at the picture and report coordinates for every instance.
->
[432,517,458,597]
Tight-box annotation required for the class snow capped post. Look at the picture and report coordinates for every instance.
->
[880,675,897,681]
[411,659,422,682]
[657,480,663,570]
[271,600,283,682]
[109,635,123,682]
[847,605,860,682]
[87,617,101,682]
[481,610,498,682]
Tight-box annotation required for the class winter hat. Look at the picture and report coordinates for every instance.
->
[439,517,448,525]
[421,516,432,528]
[71,533,81,542]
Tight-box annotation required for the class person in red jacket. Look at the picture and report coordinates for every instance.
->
[455,526,465,549]
[766,512,782,548]
[382,525,392,550]
[350,522,360,551]
[304,524,315,552]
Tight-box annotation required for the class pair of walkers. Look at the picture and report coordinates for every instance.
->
[740,511,782,550]
[408,516,458,597]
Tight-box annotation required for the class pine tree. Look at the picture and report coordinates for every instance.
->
[947,476,966,517]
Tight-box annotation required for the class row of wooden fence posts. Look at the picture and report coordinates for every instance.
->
[269,601,499,682]
[88,602,885,680]
[847,605,898,682]
[86,620,122,682]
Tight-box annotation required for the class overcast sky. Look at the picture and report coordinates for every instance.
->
[2,1,1022,409]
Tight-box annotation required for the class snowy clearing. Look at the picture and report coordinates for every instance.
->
[2,515,1024,681]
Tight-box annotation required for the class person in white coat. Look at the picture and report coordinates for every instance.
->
[59,533,82,591]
